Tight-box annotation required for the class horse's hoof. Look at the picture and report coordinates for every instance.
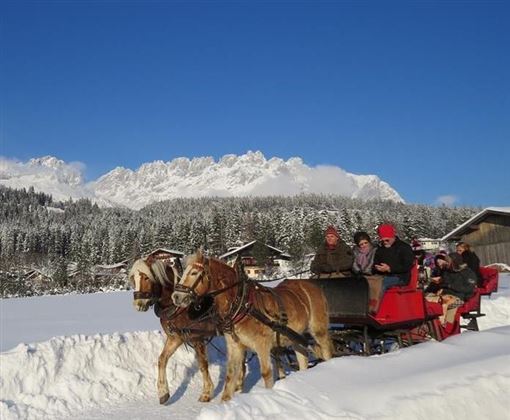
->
[198,394,211,402]
[159,393,170,404]
[221,395,232,402]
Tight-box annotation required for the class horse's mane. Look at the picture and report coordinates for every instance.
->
[130,259,173,286]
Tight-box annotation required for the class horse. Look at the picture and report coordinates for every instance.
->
[130,255,218,404]
[171,250,332,402]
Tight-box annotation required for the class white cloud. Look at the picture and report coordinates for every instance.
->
[248,164,356,197]
[0,156,95,202]
[436,195,458,206]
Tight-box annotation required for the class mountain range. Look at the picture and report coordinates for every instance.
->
[0,151,404,209]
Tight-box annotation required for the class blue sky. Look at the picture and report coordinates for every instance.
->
[1,1,509,207]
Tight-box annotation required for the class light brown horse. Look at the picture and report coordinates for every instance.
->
[130,256,217,404]
[172,251,332,401]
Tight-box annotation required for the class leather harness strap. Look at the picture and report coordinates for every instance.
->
[248,307,309,356]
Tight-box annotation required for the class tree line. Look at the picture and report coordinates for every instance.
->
[0,185,478,297]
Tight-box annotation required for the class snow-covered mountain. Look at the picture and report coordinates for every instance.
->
[0,156,112,206]
[0,152,404,210]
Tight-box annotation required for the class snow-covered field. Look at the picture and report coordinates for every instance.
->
[1,275,509,420]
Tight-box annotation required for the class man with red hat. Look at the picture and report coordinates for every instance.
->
[372,223,415,288]
[310,225,353,277]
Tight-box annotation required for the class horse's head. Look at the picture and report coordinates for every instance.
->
[130,256,177,311]
[172,250,210,308]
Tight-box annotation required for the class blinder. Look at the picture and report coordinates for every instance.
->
[133,291,154,300]
[133,278,162,303]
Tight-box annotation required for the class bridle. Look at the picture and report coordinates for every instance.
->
[132,259,172,304]
[133,284,162,303]
[175,258,255,332]
[174,262,210,301]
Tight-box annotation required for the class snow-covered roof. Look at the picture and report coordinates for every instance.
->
[24,268,52,280]
[146,248,184,257]
[220,240,291,260]
[441,207,510,241]
[95,261,128,269]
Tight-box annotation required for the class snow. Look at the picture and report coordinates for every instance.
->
[198,329,510,420]
[1,275,509,420]
[0,292,155,352]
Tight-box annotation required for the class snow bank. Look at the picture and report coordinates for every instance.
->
[197,274,510,420]
[477,272,510,330]
[0,331,215,420]
[1,275,509,420]
[0,291,157,352]
[198,326,510,420]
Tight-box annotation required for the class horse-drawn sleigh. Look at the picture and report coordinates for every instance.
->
[130,251,499,404]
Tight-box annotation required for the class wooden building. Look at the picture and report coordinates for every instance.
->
[416,238,443,253]
[93,260,129,278]
[144,248,184,262]
[24,268,53,286]
[219,240,291,279]
[441,207,510,265]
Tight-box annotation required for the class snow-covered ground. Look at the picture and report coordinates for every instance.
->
[1,275,509,420]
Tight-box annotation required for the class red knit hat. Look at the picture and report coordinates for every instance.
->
[377,224,396,238]
[325,225,339,238]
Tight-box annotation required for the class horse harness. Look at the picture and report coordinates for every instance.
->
[133,263,163,303]
[178,260,309,353]
[135,261,218,339]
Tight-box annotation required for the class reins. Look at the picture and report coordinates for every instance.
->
[245,269,311,283]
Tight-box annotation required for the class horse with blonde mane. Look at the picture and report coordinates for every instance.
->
[172,250,332,401]
[130,255,217,404]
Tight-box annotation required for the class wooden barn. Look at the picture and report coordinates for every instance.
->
[219,240,291,279]
[442,207,510,266]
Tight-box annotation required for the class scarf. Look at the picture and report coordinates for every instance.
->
[356,247,371,271]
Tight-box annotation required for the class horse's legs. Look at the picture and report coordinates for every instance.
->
[311,328,333,361]
[295,349,309,370]
[304,284,333,361]
[256,339,274,389]
[271,348,286,379]
[234,350,246,393]
[193,340,213,402]
[221,334,245,402]
[309,307,333,361]
[158,334,183,404]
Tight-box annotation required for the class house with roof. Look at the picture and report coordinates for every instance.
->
[24,268,53,286]
[441,207,510,265]
[91,260,130,287]
[416,238,443,252]
[219,240,291,279]
[143,248,185,262]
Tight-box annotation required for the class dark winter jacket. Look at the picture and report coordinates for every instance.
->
[372,238,415,285]
[352,245,376,276]
[310,241,354,275]
[460,250,483,286]
[439,266,477,301]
